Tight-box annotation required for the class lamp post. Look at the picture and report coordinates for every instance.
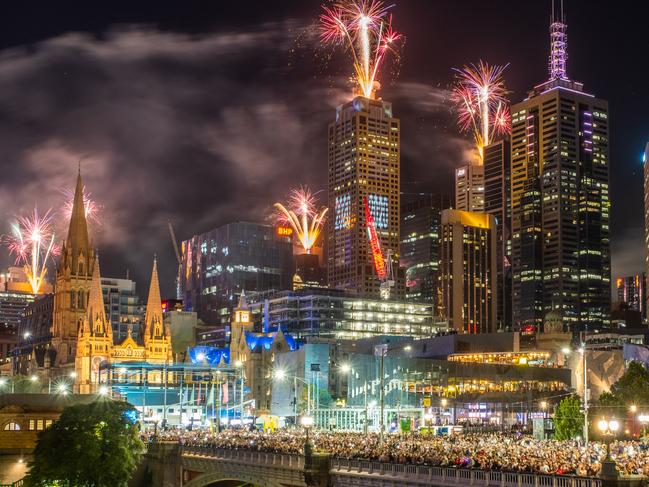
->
[579,345,588,444]
[273,368,311,425]
[235,360,245,425]
[630,404,637,437]
[301,414,314,456]
[597,418,620,479]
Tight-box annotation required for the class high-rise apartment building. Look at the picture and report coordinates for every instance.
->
[181,221,293,335]
[400,193,451,307]
[510,5,610,331]
[101,277,143,343]
[484,138,512,329]
[455,164,484,212]
[439,209,497,334]
[327,96,401,299]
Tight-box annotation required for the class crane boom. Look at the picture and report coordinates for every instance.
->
[168,221,181,264]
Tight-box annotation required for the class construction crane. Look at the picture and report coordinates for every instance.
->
[363,196,395,300]
[167,221,183,300]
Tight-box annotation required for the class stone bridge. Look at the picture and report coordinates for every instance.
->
[142,442,612,487]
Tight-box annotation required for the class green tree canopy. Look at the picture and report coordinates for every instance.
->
[25,400,143,487]
[554,395,584,440]
[607,361,649,407]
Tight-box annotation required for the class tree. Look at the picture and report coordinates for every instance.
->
[607,361,649,407]
[554,395,584,440]
[25,400,144,487]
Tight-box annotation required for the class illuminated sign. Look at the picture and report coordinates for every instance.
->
[364,196,387,280]
[276,226,293,237]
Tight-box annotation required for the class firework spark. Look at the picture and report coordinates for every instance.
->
[4,208,57,294]
[451,61,511,161]
[320,0,402,99]
[61,186,102,225]
[275,186,328,254]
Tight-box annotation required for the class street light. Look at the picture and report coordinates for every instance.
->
[57,383,69,395]
[301,415,314,456]
[598,418,620,478]
[29,375,38,382]
[340,363,351,374]
[98,385,109,396]
[69,371,77,379]
[273,367,311,421]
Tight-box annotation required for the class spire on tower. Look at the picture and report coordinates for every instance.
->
[548,0,568,81]
[65,168,91,273]
[144,257,164,340]
[85,256,111,338]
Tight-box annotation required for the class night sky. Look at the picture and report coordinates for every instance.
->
[0,1,646,299]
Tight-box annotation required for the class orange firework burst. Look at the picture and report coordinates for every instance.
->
[320,0,402,99]
[451,61,511,160]
[275,186,328,254]
[3,207,58,294]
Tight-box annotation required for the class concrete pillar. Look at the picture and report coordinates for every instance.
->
[304,452,330,487]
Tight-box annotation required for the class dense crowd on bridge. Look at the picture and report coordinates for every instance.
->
[150,429,649,477]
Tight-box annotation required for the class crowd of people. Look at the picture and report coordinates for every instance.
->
[149,428,649,477]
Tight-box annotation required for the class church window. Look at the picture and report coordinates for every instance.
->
[3,422,20,431]
[79,262,84,275]
[78,290,84,309]
[70,291,76,309]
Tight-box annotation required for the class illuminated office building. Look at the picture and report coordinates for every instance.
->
[510,4,610,331]
[181,221,293,339]
[327,96,402,298]
[644,143,649,315]
[455,164,484,212]
[400,193,451,307]
[615,274,646,319]
[439,210,497,334]
[484,138,512,329]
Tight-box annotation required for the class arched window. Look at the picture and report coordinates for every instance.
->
[3,422,20,431]
[79,261,84,275]
[70,291,76,309]
[78,290,84,309]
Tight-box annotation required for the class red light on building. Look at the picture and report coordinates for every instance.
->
[363,196,387,280]
[276,226,293,237]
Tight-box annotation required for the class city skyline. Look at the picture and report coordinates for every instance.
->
[0,1,645,297]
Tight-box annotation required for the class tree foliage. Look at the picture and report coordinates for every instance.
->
[606,361,649,407]
[554,395,584,440]
[25,400,143,487]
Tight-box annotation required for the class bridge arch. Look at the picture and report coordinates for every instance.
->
[183,470,285,487]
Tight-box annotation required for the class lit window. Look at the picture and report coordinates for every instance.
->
[3,422,20,431]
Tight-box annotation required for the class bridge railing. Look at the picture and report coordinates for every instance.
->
[181,445,305,470]
[329,458,602,487]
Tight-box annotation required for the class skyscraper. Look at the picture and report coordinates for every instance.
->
[101,277,143,342]
[400,193,451,307]
[483,138,512,329]
[510,4,610,331]
[642,142,649,310]
[615,275,646,319]
[439,209,497,334]
[455,164,484,212]
[181,221,293,339]
[327,96,401,298]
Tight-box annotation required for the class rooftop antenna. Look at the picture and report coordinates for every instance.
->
[548,0,568,81]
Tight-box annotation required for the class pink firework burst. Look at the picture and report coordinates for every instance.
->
[61,186,102,225]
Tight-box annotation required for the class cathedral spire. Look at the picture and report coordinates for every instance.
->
[65,167,91,273]
[144,257,164,340]
[84,256,111,338]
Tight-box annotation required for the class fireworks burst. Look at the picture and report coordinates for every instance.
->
[4,208,57,294]
[275,186,328,254]
[451,61,511,161]
[320,0,402,99]
[61,186,102,225]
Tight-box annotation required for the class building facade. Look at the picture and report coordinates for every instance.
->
[510,8,610,331]
[0,291,34,364]
[247,288,446,341]
[101,277,143,343]
[75,258,172,393]
[400,193,451,308]
[644,143,649,316]
[483,138,512,329]
[181,221,294,333]
[439,210,497,334]
[615,274,646,319]
[327,96,401,299]
[455,164,484,212]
